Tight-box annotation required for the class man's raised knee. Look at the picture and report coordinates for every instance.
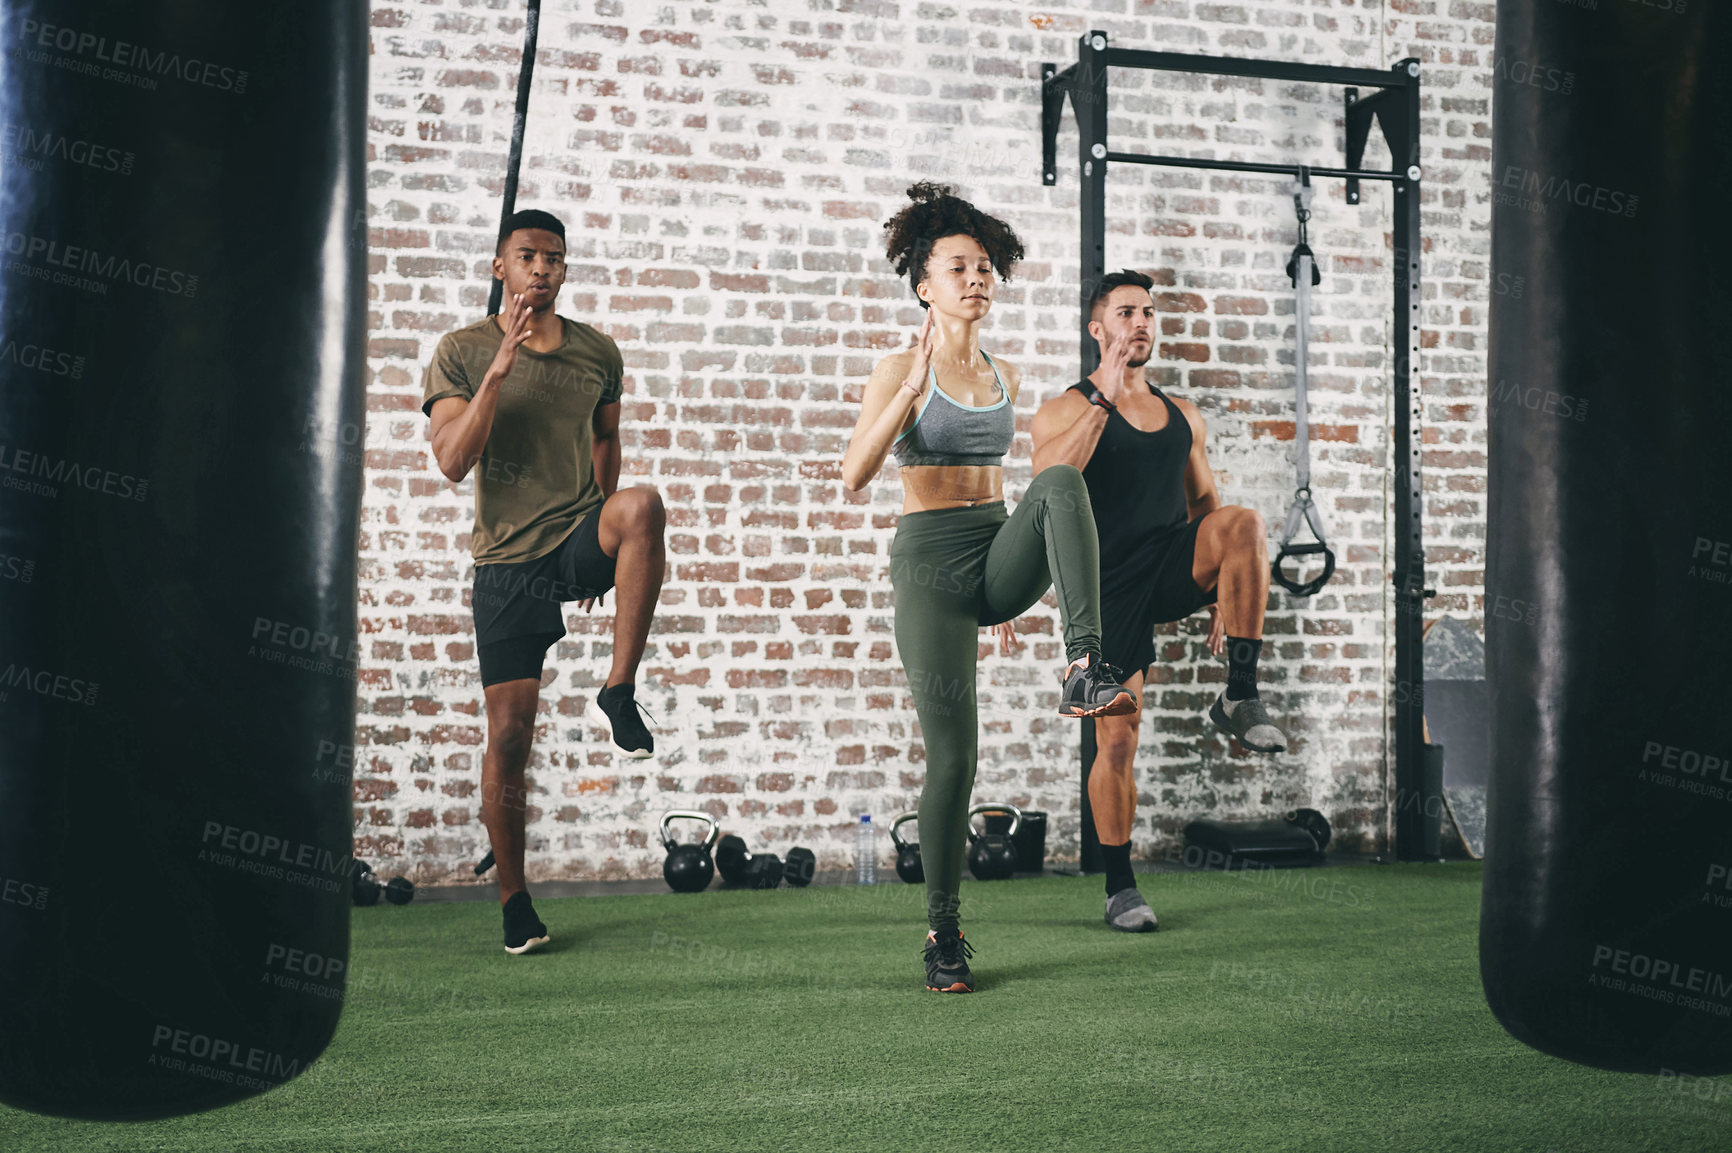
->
[624,485,665,528]
[1231,506,1268,549]
[601,485,665,542]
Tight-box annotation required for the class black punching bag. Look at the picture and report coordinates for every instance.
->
[0,1,366,1119]
[1483,0,1732,1073]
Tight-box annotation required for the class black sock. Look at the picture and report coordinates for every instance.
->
[1225,636,1262,701]
[598,681,634,708]
[1101,842,1135,897]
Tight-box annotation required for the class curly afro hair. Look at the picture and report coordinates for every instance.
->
[882,181,1026,309]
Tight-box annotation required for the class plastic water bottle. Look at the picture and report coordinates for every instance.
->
[856,814,877,885]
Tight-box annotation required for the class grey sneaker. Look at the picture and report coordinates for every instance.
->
[1058,654,1137,717]
[1208,691,1288,753]
[1105,888,1158,933]
[923,927,976,993]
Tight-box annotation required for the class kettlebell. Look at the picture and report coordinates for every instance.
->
[659,810,719,893]
[966,802,1023,881]
[890,812,923,884]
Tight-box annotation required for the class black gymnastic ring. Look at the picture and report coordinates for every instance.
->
[1272,541,1336,598]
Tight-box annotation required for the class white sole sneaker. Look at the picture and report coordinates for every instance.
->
[1105,889,1159,933]
[1208,691,1288,754]
[504,932,550,956]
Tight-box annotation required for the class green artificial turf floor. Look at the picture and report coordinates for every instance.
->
[3,862,1727,1152]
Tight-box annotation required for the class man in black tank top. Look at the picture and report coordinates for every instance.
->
[1031,269,1290,933]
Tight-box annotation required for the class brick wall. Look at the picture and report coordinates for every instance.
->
[357,0,1494,883]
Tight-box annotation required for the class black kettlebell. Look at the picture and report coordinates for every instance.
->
[890,812,923,884]
[659,810,719,893]
[966,802,1023,881]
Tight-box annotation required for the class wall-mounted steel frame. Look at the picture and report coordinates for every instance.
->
[1041,32,1436,865]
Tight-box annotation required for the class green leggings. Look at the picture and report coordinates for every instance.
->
[889,465,1104,932]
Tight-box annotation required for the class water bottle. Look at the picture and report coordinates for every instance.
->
[856,814,877,885]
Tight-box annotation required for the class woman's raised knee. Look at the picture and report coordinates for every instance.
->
[1036,463,1085,487]
[1031,463,1090,513]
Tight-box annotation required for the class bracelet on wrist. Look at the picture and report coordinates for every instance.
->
[899,379,923,399]
[1087,385,1116,412]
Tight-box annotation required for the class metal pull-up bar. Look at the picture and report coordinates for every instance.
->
[1041,38,1421,195]
[1104,153,1404,183]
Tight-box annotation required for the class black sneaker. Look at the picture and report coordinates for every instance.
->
[923,927,976,993]
[587,682,655,759]
[1057,654,1137,717]
[502,891,550,955]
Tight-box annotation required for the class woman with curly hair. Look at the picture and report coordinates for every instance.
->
[842,182,1135,993]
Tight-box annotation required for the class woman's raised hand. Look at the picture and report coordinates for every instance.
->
[904,306,936,395]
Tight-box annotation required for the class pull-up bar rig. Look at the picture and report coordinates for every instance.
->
[1041,33,1437,865]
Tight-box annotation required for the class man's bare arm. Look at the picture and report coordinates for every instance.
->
[426,294,535,483]
[1180,401,1222,520]
[1031,393,1110,474]
[1032,327,1139,474]
[429,389,501,483]
[592,399,621,497]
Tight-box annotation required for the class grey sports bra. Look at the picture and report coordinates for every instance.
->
[891,350,1016,468]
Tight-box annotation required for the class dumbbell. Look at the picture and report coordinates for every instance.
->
[716,835,781,888]
[783,847,816,887]
[1284,807,1332,851]
[966,802,1024,881]
[715,835,816,889]
[350,860,416,907]
[890,812,923,884]
[660,810,719,893]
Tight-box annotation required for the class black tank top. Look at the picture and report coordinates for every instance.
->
[1069,381,1192,597]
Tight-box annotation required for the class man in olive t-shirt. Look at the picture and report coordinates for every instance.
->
[422,208,666,955]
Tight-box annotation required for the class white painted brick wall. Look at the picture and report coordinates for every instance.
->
[356,0,1494,883]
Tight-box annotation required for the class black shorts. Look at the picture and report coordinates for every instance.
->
[471,507,616,687]
[1098,517,1218,678]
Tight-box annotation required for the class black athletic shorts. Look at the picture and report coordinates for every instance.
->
[471,506,616,687]
[1099,517,1218,678]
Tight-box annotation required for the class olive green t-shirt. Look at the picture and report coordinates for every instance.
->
[422,315,623,565]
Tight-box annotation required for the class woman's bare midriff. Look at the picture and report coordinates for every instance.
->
[899,464,1004,514]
